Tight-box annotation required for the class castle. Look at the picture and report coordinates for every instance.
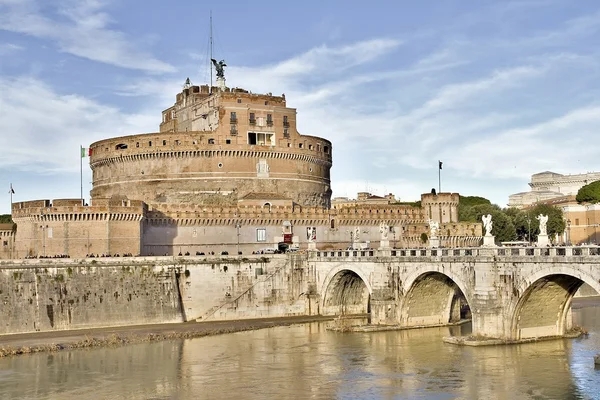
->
[2,79,481,259]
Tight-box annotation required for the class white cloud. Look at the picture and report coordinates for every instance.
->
[0,76,157,173]
[0,0,175,73]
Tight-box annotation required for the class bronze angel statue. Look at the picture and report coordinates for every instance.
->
[211,59,227,78]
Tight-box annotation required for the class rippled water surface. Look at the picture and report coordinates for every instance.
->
[0,306,599,400]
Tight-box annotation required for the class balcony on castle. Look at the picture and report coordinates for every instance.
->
[230,118,237,124]
[249,118,256,125]
[283,121,290,128]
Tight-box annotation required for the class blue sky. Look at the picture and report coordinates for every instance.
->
[1,0,600,214]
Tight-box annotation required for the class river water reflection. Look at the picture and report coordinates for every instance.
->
[0,306,599,400]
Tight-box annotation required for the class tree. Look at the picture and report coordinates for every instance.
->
[527,204,565,240]
[458,196,491,221]
[576,180,600,204]
[459,203,516,243]
[505,208,530,241]
[0,214,13,224]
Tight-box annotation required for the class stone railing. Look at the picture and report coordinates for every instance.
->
[313,246,600,259]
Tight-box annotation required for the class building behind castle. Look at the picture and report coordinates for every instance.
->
[3,81,481,259]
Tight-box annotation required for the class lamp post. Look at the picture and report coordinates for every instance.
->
[567,219,571,246]
[527,216,531,246]
[235,221,241,255]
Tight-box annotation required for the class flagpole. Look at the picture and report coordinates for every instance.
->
[438,160,442,194]
[80,146,83,204]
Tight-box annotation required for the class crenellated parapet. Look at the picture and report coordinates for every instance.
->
[12,198,146,222]
[421,192,459,224]
[11,198,145,259]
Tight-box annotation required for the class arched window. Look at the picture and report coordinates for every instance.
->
[330,219,335,229]
[263,202,272,212]
[115,143,128,150]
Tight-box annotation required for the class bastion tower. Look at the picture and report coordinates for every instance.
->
[89,79,333,207]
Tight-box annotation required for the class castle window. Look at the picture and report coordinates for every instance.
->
[226,139,231,144]
[237,99,242,103]
[283,128,289,138]
[249,113,256,125]
[317,144,321,152]
[218,162,223,168]
[330,219,335,229]
[309,144,313,150]
[263,203,272,212]
[283,115,289,127]
[266,114,273,126]
[3,241,7,246]
[230,112,237,123]
[175,140,181,145]
[299,143,303,149]
[136,142,139,148]
[230,125,237,135]
[162,113,166,123]
[115,143,128,150]
[208,138,215,144]
[163,140,167,146]
[264,101,268,105]
[149,141,152,147]
[287,143,291,147]
[324,146,329,154]
[171,110,176,119]
[248,132,273,146]
[256,228,267,242]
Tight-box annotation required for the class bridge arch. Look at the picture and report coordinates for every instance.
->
[400,269,473,328]
[511,265,600,340]
[321,265,372,316]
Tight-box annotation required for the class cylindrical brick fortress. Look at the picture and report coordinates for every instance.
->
[89,85,333,207]
[90,132,332,207]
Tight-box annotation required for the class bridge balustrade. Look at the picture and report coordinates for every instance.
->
[313,246,600,259]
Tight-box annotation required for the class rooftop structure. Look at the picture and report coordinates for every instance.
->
[508,171,600,208]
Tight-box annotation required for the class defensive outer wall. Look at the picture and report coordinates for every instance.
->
[1,246,599,341]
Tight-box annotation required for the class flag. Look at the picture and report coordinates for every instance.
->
[439,161,443,170]
[81,146,87,158]
[9,184,14,194]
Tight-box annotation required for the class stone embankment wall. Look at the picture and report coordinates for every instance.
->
[0,255,313,335]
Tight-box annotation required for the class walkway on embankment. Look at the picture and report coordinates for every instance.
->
[0,315,336,357]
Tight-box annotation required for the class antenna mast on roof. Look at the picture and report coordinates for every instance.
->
[210,11,213,91]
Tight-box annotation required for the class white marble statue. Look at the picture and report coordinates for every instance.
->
[428,219,439,238]
[354,227,360,242]
[306,227,316,242]
[379,222,389,240]
[482,214,493,236]
[537,214,548,236]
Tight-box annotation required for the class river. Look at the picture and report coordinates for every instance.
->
[0,306,598,400]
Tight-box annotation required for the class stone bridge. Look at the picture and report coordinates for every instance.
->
[311,246,600,341]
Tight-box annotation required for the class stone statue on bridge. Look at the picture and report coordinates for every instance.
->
[482,214,493,237]
[428,219,439,239]
[354,227,361,242]
[379,222,389,240]
[537,214,548,236]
